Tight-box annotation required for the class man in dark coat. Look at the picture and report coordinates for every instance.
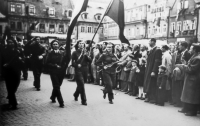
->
[143,38,162,103]
[25,37,46,91]
[178,43,200,116]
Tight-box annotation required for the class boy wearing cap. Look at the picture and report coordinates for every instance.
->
[156,65,168,106]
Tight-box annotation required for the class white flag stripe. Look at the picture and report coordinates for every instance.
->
[70,0,85,25]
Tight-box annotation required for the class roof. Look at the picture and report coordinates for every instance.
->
[25,0,73,20]
[77,1,107,23]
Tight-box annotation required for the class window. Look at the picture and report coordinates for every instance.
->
[148,27,151,35]
[128,29,131,36]
[176,21,182,31]
[68,10,72,17]
[87,26,92,33]
[191,20,196,30]
[49,24,55,33]
[81,26,85,32]
[16,4,22,14]
[163,24,167,33]
[83,13,88,19]
[94,27,97,33]
[183,21,187,30]
[29,6,35,15]
[59,25,64,33]
[39,24,45,32]
[171,22,175,32]
[17,22,22,30]
[49,8,55,16]
[97,15,101,20]
[11,4,15,12]
[147,5,151,12]
[10,21,15,30]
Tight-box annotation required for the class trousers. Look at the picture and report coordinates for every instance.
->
[74,71,87,102]
[4,69,21,107]
[102,72,115,101]
[32,62,43,89]
[50,73,64,105]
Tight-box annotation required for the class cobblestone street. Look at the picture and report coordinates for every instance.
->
[0,71,200,126]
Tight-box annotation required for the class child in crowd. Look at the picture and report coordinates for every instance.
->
[127,60,140,96]
[156,65,168,106]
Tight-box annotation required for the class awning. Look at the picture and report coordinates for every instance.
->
[31,33,75,39]
[0,12,6,18]
[99,39,167,47]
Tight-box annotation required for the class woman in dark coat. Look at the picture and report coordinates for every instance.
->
[2,38,24,110]
[46,40,66,108]
[178,43,200,116]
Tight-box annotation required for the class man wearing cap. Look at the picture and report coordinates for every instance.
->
[178,43,200,116]
[143,38,162,103]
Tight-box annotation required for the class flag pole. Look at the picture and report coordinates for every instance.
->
[89,0,114,47]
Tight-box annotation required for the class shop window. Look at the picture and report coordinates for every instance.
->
[17,22,22,30]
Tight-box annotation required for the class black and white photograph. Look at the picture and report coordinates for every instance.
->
[0,0,200,125]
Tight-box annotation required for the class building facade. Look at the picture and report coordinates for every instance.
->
[0,12,7,38]
[103,4,148,41]
[2,0,106,43]
[168,0,198,43]
[6,0,74,43]
[146,0,172,40]
[75,1,106,42]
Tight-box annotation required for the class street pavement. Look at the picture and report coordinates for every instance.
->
[0,71,200,126]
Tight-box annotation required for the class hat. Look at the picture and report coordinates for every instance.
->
[159,65,166,71]
[103,41,108,45]
[131,59,138,64]
[162,45,169,50]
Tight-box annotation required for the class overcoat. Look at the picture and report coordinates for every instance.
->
[143,47,162,93]
[180,53,200,104]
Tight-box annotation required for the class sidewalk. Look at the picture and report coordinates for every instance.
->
[0,72,200,126]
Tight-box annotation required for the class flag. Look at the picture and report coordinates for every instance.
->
[105,0,129,45]
[156,17,161,27]
[30,21,40,30]
[63,0,89,74]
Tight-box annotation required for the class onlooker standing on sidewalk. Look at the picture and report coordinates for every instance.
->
[46,40,66,108]
[143,38,162,104]
[25,37,46,91]
[161,45,172,102]
[178,43,200,116]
